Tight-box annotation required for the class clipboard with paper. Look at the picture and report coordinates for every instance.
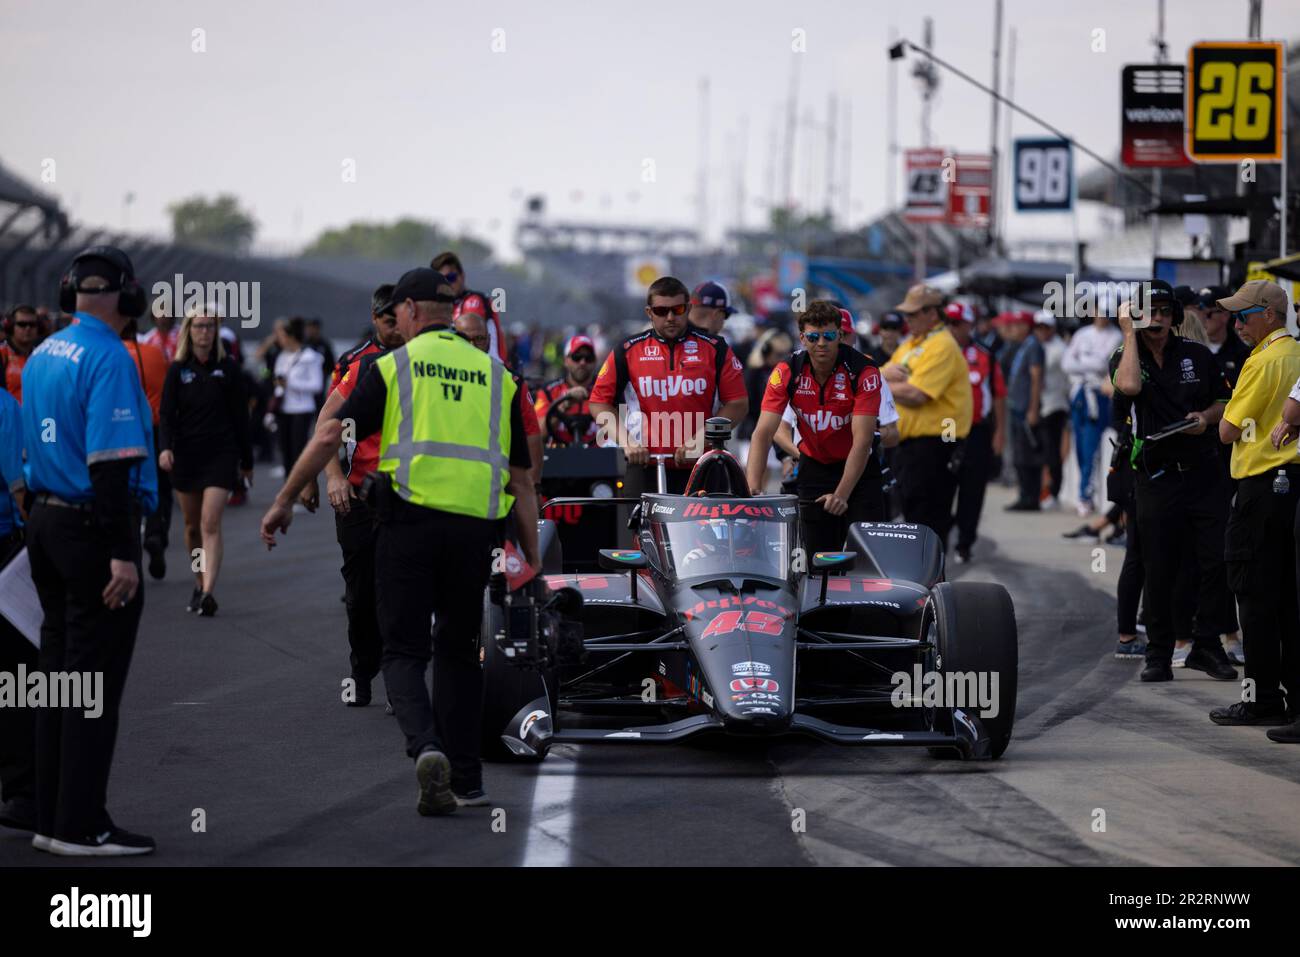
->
[0,547,43,648]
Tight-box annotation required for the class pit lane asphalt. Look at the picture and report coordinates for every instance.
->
[3,471,1298,867]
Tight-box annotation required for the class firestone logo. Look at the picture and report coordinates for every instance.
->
[637,375,708,401]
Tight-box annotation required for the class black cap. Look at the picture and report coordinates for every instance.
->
[1196,285,1231,309]
[378,268,457,314]
[1143,279,1176,302]
[1172,285,1198,308]
[879,311,905,330]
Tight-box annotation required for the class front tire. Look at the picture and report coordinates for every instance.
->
[480,596,550,762]
[926,581,1018,759]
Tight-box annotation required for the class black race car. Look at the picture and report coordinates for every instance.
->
[482,419,1018,761]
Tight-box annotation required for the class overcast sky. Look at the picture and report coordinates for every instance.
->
[4,0,1297,259]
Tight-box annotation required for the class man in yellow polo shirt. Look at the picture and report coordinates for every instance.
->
[1215,279,1300,733]
[881,284,973,545]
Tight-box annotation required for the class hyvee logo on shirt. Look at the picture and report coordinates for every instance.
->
[637,375,708,401]
[797,407,847,433]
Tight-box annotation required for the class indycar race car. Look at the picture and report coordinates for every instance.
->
[482,418,1018,762]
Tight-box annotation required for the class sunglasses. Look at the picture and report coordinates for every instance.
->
[649,304,688,318]
[569,352,596,363]
[1232,306,1266,324]
[13,321,36,329]
[439,270,460,284]
[802,330,839,343]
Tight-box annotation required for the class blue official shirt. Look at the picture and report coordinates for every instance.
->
[0,389,23,535]
[21,311,158,513]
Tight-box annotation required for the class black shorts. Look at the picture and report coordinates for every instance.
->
[170,448,239,493]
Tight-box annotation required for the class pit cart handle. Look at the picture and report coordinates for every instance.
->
[649,453,673,494]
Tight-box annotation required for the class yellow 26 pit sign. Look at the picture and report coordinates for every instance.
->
[1186,41,1284,163]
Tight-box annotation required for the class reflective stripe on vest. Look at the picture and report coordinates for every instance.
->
[376,331,515,519]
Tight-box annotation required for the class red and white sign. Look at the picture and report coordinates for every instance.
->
[946,153,992,228]
[904,148,949,223]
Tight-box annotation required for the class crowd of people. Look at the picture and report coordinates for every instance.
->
[3,245,1300,858]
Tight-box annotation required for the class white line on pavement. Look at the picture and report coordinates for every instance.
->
[521,749,577,867]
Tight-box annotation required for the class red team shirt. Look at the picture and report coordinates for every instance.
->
[590,328,746,464]
[760,353,882,464]
[962,342,1005,426]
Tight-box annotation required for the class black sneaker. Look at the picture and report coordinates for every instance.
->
[47,827,156,857]
[454,787,490,808]
[415,749,456,816]
[1061,524,1097,540]
[0,796,36,832]
[198,592,218,617]
[1140,659,1174,682]
[186,587,203,613]
[1004,501,1040,512]
[1266,719,1300,743]
[145,542,166,580]
[1103,531,1127,548]
[1185,645,1238,681]
[346,676,372,708]
[1209,701,1290,726]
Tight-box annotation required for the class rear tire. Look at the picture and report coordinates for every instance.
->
[480,596,550,762]
[926,581,1018,760]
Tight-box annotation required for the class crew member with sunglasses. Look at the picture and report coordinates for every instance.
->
[590,276,747,494]
[1111,279,1238,685]
[1218,280,1300,735]
[2,305,43,403]
[880,284,972,545]
[535,334,601,447]
[745,300,882,552]
[431,251,507,364]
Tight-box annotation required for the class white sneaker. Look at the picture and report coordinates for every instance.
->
[1042,496,1061,511]
[1076,502,1093,518]
[1222,636,1245,665]
[1171,643,1192,668]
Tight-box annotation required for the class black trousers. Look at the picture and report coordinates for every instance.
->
[1042,409,1068,498]
[1117,499,1197,640]
[0,532,36,803]
[1225,469,1300,708]
[143,425,172,552]
[374,502,498,791]
[1134,458,1235,662]
[335,495,383,681]
[277,412,315,472]
[27,503,143,841]
[1010,413,1044,505]
[894,436,959,546]
[795,457,885,554]
[953,420,994,552]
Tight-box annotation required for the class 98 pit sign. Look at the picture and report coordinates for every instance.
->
[1186,41,1285,162]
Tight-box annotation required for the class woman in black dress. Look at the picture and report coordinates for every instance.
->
[159,306,253,617]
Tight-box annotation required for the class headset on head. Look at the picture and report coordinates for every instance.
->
[58,245,147,319]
